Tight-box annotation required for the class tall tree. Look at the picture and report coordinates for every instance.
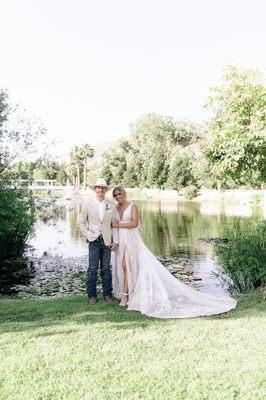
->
[205,66,266,188]
[129,114,176,187]
[80,144,95,190]
[69,144,95,190]
[0,89,46,173]
[70,146,83,190]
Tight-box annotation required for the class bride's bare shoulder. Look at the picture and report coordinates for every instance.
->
[130,203,139,212]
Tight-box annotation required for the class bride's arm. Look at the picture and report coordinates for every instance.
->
[112,204,139,229]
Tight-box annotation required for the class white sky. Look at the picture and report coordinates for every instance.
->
[0,0,265,158]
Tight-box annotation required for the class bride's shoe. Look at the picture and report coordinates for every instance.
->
[119,293,128,306]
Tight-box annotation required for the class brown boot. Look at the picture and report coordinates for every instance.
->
[105,296,113,303]
[88,296,97,304]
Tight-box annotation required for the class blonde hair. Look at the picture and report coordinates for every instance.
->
[112,186,126,197]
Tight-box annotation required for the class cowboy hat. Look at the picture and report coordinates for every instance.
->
[89,178,111,191]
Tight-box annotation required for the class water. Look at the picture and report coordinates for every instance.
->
[25,197,263,296]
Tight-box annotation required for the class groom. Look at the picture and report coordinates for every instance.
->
[78,178,118,304]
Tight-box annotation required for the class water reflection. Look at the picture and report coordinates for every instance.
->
[2,197,263,297]
[25,198,263,295]
[29,198,264,260]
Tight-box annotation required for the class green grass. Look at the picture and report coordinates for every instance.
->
[0,293,265,400]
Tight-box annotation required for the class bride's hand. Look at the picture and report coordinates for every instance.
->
[112,221,119,228]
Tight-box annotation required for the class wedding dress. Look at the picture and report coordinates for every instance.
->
[112,203,237,319]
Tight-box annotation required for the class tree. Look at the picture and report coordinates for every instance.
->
[0,91,38,260]
[129,114,176,187]
[69,144,95,190]
[56,163,68,185]
[100,139,129,185]
[0,89,46,173]
[205,66,266,188]
[65,163,77,186]
[32,159,59,180]
[0,182,35,259]
[167,148,197,190]
[70,146,82,190]
[80,144,94,190]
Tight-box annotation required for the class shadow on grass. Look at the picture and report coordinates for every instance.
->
[0,296,162,334]
[0,293,265,334]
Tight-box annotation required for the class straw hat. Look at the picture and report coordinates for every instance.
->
[89,178,111,191]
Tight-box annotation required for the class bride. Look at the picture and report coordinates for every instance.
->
[111,186,237,319]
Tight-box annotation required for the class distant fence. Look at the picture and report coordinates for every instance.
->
[0,179,65,190]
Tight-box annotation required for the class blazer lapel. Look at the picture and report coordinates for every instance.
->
[102,202,111,223]
[92,200,101,222]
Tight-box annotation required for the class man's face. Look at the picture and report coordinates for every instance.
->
[95,186,107,200]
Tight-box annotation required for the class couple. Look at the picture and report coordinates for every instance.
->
[78,178,237,319]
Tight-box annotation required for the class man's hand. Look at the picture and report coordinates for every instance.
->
[110,243,118,251]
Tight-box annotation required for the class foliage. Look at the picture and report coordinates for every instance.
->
[6,160,36,180]
[0,89,46,173]
[0,184,35,259]
[68,144,95,190]
[190,153,214,188]
[213,220,266,293]
[56,163,68,185]
[100,114,201,188]
[182,185,198,200]
[205,66,266,188]
[167,148,197,190]
[32,159,59,180]
[101,139,129,185]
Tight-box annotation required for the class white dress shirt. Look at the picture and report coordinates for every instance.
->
[96,199,106,223]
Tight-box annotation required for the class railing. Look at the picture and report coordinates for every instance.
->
[0,179,65,190]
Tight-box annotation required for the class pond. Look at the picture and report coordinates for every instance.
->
[16,195,262,298]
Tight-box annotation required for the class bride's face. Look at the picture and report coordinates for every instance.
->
[113,189,126,203]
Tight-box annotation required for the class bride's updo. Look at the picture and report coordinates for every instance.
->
[112,186,126,198]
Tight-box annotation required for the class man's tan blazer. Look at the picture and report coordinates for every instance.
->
[78,200,118,246]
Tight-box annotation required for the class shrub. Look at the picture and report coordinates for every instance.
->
[167,148,196,190]
[0,186,35,259]
[213,220,266,293]
[182,185,198,200]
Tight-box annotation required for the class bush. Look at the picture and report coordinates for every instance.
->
[0,186,35,259]
[167,148,196,190]
[182,185,198,200]
[213,221,266,293]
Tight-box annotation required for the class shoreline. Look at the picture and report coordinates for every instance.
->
[73,187,266,205]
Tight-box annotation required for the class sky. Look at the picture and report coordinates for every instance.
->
[0,0,265,158]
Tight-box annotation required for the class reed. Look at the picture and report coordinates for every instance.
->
[213,220,266,293]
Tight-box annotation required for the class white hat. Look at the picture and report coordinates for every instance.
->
[90,178,111,191]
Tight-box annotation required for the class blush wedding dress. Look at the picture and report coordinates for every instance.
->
[112,202,237,319]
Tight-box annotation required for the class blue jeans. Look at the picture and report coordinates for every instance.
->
[88,237,112,298]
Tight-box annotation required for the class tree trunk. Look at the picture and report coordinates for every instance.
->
[83,160,87,190]
[76,164,80,191]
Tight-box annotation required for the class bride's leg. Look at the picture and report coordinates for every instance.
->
[122,254,128,294]
[119,253,128,306]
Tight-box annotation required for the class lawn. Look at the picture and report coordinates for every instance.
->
[0,293,265,400]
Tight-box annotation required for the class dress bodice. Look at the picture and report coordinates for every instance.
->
[117,202,133,223]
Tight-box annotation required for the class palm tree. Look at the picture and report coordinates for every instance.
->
[81,144,95,190]
[70,146,83,190]
[69,144,95,191]
[65,163,76,186]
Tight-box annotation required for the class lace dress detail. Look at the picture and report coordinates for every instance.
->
[112,203,237,319]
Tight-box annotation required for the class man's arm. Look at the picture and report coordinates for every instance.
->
[109,205,118,251]
[78,204,89,240]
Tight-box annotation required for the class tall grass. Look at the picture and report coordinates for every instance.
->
[0,186,35,259]
[213,220,266,293]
